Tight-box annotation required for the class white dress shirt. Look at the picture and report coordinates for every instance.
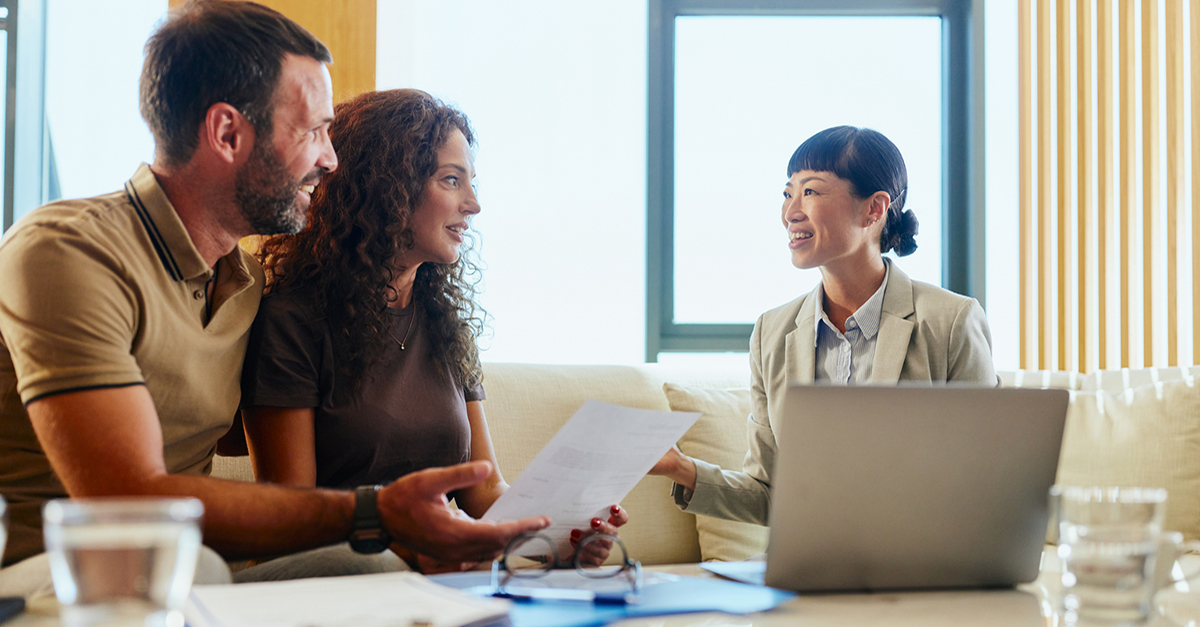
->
[813,261,890,384]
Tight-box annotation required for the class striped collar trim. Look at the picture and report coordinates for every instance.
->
[123,164,211,282]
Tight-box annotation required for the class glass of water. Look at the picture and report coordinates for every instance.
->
[1051,486,1167,624]
[0,495,8,560]
[43,498,203,627]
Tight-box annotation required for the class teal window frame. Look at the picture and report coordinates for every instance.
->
[646,0,985,361]
[4,0,56,233]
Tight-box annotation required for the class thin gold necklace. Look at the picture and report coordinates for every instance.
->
[387,306,419,350]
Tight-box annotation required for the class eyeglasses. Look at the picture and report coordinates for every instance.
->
[490,531,643,605]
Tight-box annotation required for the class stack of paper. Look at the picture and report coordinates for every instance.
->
[185,572,510,627]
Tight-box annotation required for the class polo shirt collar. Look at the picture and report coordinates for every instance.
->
[123,163,217,282]
[812,260,891,345]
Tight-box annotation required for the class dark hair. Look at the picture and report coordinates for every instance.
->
[140,0,332,167]
[787,126,918,256]
[258,89,483,393]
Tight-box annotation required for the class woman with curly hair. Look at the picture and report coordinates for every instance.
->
[650,126,998,526]
[238,89,626,579]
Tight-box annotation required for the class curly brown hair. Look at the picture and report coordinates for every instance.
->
[258,89,484,393]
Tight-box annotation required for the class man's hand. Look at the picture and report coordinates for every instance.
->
[389,543,479,575]
[378,461,550,563]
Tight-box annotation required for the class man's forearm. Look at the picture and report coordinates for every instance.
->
[27,386,356,560]
[131,472,355,560]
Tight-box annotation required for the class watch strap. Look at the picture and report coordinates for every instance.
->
[349,485,390,554]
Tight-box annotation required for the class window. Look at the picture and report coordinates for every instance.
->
[647,0,983,360]
[4,0,60,232]
[0,1,9,226]
[377,0,649,364]
[43,0,159,201]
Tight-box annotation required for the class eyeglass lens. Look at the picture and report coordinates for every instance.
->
[504,533,556,577]
[575,533,628,578]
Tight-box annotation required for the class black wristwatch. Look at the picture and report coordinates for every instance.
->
[349,485,391,554]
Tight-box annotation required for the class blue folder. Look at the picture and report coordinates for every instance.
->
[430,571,795,627]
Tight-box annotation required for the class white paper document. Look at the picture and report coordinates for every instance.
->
[482,399,701,553]
[185,571,510,627]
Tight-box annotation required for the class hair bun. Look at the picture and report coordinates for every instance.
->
[884,209,919,257]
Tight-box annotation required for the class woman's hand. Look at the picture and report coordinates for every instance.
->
[648,447,698,490]
[568,504,630,567]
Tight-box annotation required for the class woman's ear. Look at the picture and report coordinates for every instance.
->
[866,191,891,227]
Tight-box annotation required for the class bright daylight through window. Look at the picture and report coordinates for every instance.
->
[672,15,944,325]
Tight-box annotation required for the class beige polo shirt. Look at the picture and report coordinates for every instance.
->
[0,164,264,564]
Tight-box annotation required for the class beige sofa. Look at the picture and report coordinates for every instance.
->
[213,362,1200,565]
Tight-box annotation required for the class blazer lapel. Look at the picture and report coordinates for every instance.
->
[784,285,821,384]
[871,264,916,384]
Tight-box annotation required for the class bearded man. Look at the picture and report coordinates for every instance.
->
[0,0,545,597]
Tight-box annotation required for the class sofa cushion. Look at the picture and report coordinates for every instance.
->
[999,370,1086,390]
[663,383,769,561]
[480,363,701,565]
[1083,366,1200,392]
[1056,378,1200,540]
[212,454,253,483]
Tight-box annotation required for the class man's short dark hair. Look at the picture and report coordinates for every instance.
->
[140,0,332,167]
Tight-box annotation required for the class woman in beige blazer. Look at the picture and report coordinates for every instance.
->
[651,126,998,525]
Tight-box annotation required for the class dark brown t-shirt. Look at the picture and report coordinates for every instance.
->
[240,293,483,489]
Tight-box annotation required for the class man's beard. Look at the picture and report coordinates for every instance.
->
[234,139,308,236]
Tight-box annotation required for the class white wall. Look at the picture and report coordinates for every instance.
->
[377,0,649,364]
[44,0,163,201]
[984,1,1020,372]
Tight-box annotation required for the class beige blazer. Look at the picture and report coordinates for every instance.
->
[680,264,999,525]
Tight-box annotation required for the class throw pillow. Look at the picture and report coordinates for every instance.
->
[663,383,769,561]
[1056,379,1200,540]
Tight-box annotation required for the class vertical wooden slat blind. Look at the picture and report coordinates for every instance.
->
[1192,1,1200,364]
[1076,0,1093,373]
[1056,0,1072,371]
[1038,0,1055,368]
[1019,0,1035,368]
[1119,0,1135,368]
[1019,0,1198,371]
[1097,0,1113,370]
[1166,0,1184,368]
[1141,0,1158,366]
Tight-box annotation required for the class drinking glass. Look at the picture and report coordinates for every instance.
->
[43,498,203,627]
[0,495,8,560]
[1052,486,1169,624]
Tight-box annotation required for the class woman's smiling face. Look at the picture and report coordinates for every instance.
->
[781,170,880,272]
[401,129,480,267]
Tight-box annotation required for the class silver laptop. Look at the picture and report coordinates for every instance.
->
[764,385,1069,592]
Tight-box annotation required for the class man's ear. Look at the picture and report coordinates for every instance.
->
[202,102,254,165]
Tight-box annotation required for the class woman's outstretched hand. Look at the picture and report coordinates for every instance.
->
[568,504,630,567]
[649,447,698,490]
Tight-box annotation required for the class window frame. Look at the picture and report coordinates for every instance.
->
[646,0,984,361]
[4,0,53,233]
